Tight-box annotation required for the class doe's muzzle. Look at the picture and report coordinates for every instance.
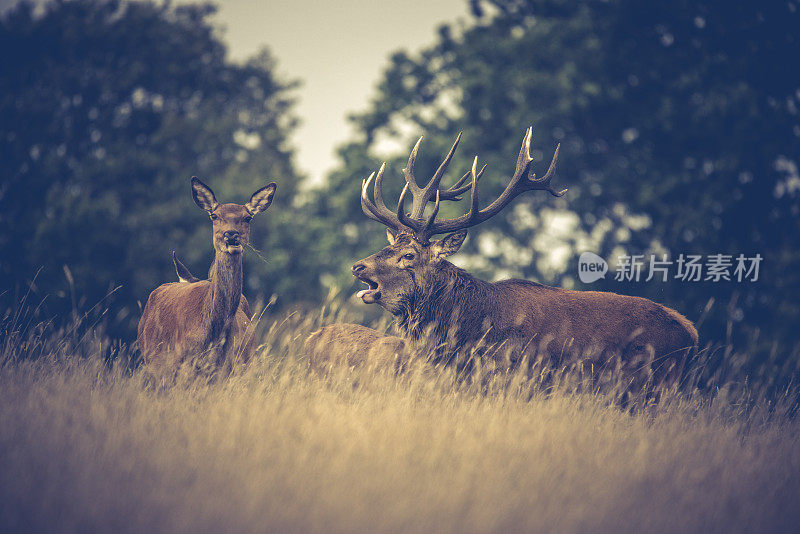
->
[222,230,240,245]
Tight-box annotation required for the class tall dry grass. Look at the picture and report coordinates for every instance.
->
[1,300,799,534]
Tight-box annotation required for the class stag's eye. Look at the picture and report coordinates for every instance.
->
[243,216,253,223]
[402,253,415,261]
[210,214,219,221]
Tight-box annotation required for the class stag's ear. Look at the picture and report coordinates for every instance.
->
[386,228,398,245]
[191,177,218,213]
[431,230,467,259]
[245,182,276,215]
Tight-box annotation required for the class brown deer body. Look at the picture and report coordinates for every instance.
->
[306,323,406,372]
[137,177,276,371]
[314,128,697,386]
[356,238,696,382]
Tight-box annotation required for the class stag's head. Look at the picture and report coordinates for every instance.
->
[352,228,468,314]
[352,127,565,314]
[191,177,276,255]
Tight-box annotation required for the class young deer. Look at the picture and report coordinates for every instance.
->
[310,128,697,389]
[306,323,406,373]
[137,177,276,372]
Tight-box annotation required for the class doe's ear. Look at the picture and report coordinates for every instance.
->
[386,228,398,245]
[191,177,218,213]
[245,182,277,215]
[431,229,467,258]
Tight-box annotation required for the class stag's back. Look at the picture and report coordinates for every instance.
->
[486,281,697,381]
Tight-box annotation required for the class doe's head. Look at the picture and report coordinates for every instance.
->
[191,176,276,255]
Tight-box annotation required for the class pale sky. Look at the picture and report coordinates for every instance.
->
[1,0,472,185]
[189,0,471,185]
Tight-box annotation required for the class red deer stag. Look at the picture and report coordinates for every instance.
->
[312,128,697,387]
[137,177,276,372]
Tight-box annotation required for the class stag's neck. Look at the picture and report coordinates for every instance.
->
[399,260,490,343]
[203,252,243,344]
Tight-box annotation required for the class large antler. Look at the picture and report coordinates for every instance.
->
[360,132,486,238]
[427,127,565,236]
[360,127,565,243]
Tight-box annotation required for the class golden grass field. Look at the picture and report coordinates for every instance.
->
[1,303,799,534]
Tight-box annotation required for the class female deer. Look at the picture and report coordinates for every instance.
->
[138,177,276,373]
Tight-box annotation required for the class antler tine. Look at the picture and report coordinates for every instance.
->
[396,183,420,233]
[361,166,401,229]
[512,127,566,196]
[445,169,471,194]
[467,156,481,220]
[402,136,429,223]
[440,164,486,200]
[515,126,534,182]
[373,162,390,211]
[402,137,424,194]
[529,143,567,197]
[421,190,441,234]
[360,172,376,219]
[424,132,461,197]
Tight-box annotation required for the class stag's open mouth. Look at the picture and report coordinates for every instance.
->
[356,278,381,303]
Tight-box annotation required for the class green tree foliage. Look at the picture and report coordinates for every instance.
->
[318,0,800,351]
[0,0,320,336]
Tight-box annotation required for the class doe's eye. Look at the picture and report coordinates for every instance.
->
[210,214,219,221]
[402,253,415,261]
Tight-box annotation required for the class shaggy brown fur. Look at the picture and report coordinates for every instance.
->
[138,257,255,372]
[352,232,698,387]
[305,324,406,372]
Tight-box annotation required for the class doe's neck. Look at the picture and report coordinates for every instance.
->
[205,251,244,339]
